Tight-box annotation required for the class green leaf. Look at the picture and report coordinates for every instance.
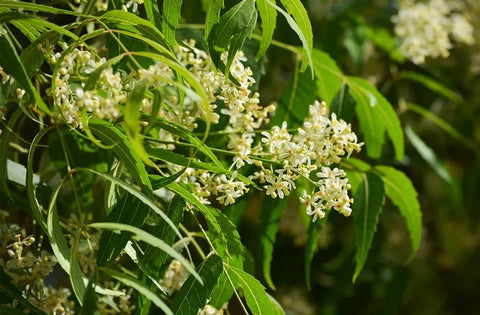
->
[124,79,158,169]
[71,232,86,306]
[330,83,356,123]
[204,0,224,39]
[154,116,223,169]
[348,77,404,161]
[82,273,100,315]
[47,176,86,302]
[225,265,278,315]
[0,268,46,315]
[147,147,223,173]
[276,0,313,72]
[0,1,77,15]
[208,0,257,78]
[91,222,201,283]
[144,0,162,29]
[405,125,452,183]
[375,166,422,262]
[171,255,223,315]
[142,196,185,277]
[312,49,343,104]
[97,194,150,266]
[90,119,152,191]
[101,268,174,315]
[255,0,277,59]
[400,71,463,104]
[162,0,183,45]
[259,197,288,290]
[76,167,185,253]
[0,35,50,116]
[208,210,245,308]
[271,63,317,127]
[102,10,165,44]
[353,172,385,282]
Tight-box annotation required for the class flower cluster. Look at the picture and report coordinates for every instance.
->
[159,259,190,295]
[0,233,75,314]
[252,101,361,221]
[198,304,224,315]
[48,40,362,222]
[392,0,474,64]
[49,48,129,128]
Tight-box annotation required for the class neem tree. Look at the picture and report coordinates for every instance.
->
[0,0,421,313]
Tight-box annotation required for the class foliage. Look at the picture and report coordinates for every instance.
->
[2,0,477,314]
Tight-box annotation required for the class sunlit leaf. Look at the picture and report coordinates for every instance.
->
[348,77,404,161]
[162,0,183,45]
[276,0,313,73]
[225,265,278,315]
[255,0,277,59]
[171,255,223,315]
[312,49,343,104]
[208,0,257,78]
[204,0,224,39]
[101,268,174,315]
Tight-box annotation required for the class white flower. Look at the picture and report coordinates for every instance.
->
[392,0,474,64]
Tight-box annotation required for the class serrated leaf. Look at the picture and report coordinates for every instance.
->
[353,172,385,282]
[91,222,201,283]
[225,265,278,315]
[162,0,183,45]
[405,125,452,183]
[26,130,122,298]
[208,210,245,308]
[101,268,174,315]
[76,167,185,252]
[90,119,152,191]
[144,0,162,29]
[375,166,422,261]
[312,49,343,104]
[97,194,150,266]
[255,0,277,59]
[204,0,224,39]
[276,0,313,73]
[259,197,288,290]
[142,195,185,276]
[208,0,257,78]
[171,255,223,315]
[0,1,75,15]
[102,10,165,44]
[348,77,404,161]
